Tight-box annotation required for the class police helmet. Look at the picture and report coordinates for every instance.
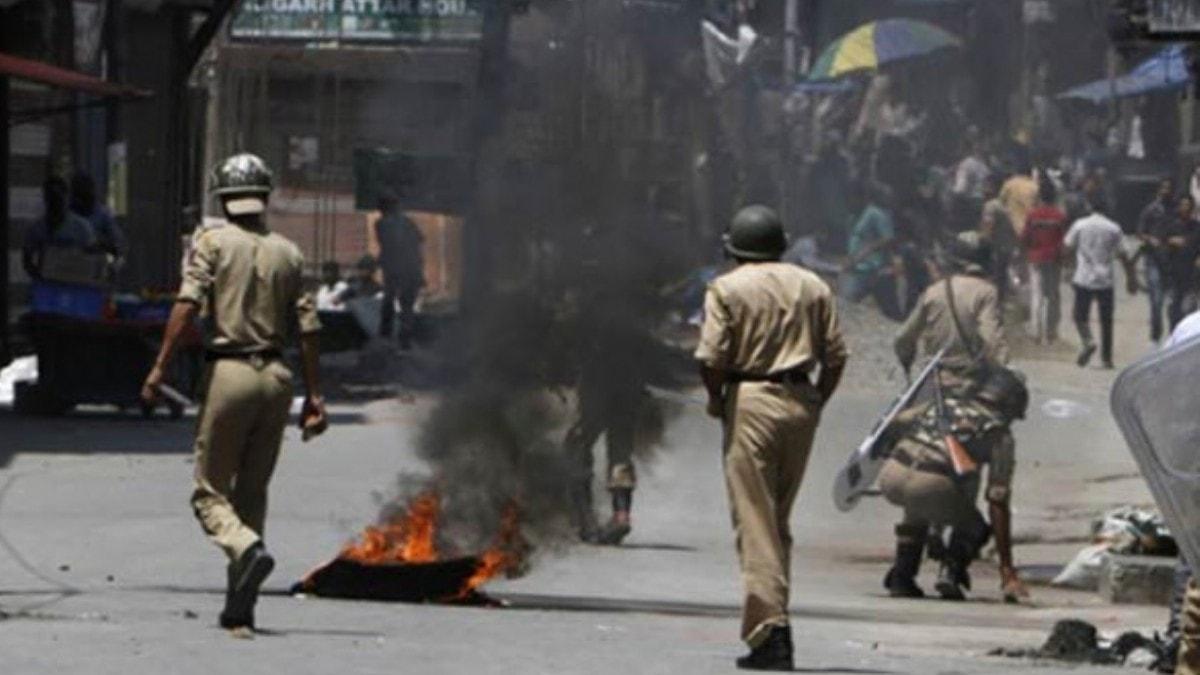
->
[724,205,788,261]
[210,154,273,216]
[975,367,1030,421]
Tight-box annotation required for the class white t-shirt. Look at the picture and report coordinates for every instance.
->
[1064,213,1124,290]
[1166,311,1200,349]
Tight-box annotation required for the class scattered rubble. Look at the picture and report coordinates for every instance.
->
[1053,507,1176,593]
[990,619,1165,667]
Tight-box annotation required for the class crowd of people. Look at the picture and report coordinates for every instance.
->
[801,73,1200,369]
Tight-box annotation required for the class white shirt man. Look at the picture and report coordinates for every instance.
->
[1064,209,1126,368]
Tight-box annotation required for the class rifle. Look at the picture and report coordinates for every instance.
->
[933,365,978,477]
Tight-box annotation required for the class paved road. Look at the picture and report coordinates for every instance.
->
[0,281,1171,673]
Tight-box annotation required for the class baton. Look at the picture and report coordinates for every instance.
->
[157,383,195,409]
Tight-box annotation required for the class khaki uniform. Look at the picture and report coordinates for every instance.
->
[695,262,848,648]
[878,398,1016,529]
[178,224,320,561]
[894,273,1009,383]
[1180,579,1200,673]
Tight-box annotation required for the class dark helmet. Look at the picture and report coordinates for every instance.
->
[724,205,787,261]
[947,231,991,273]
[209,153,273,198]
[975,366,1029,421]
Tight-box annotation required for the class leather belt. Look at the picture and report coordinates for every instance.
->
[728,367,811,386]
[891,449,955,478]
[205,349,282,365]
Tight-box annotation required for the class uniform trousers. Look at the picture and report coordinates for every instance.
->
[878,459,981,529]
[565,395,638,491]
[1179,578,1200,674]
[722,381,820,647]
[191,358,294,561]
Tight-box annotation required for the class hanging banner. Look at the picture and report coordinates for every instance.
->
[230,0,485,42]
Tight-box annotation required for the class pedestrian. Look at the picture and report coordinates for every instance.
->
[373,189,425,350]
[950,135,990,232]
[845,183,903,320]
[1021,175,1068,344]
[70,171,126,260]
[317,261,351,311]
[980,175,1017,308]
[886,233,1028,603]
[1136,178,1175,343]
[1161,194,1200,333]
[141,154,327,634]
[1063,193,1128,369]
[21,175,96,279]
[696,205,848,671]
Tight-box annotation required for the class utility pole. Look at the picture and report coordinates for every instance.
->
[462,0,513,311]
[0,8,9,366]
[781,0,799,229]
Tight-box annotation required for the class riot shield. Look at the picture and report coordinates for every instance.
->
[1112,336,1200,573]
[833,347,945,512]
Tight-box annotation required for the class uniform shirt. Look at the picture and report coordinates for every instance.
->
[178,223,321,354]
[1064,212,1124,290]
[695,262,848,377]
[895,274,1010,373]
[1022,205,1067,264]
[895,397,1016,502]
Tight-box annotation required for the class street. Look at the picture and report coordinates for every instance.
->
[0,282,1169,674]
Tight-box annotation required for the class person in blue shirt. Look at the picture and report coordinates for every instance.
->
[845,183,903,320]
[70,172,126,260]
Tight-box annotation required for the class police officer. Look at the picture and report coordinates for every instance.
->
[696,205,848,671]
[885,233,1028,602]
[876,369,1028,602]
[142,154,326,634]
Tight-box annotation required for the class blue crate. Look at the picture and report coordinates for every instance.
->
[30,282,108,320]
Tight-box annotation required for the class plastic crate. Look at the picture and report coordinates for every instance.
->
[29,282,108,320]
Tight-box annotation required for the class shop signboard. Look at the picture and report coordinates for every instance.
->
[1149,0,1200,34]
[231,0,485,42]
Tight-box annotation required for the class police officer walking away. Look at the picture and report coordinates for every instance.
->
[142,154,327,634]
[886,233,1029,603]
[374,189,425,350]
[696,205,848,671]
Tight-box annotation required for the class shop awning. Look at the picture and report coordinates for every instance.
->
[1057,45,1192,103]
[0,52,150,98]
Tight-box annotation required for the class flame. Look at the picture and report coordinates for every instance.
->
[335,491,524,599]
[460,502,523,596]
[340,491,442,564]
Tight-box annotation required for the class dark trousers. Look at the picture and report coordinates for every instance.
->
[379,276,419,341]
[1073,285,1114,364]
[1146,262,1166,343]
[1168,282,1197,334]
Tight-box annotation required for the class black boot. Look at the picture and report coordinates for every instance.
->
[736,625,794,671]
[220,542,275,630]
[596,489,632,546]
[935,525,984,602]
[570,483,600,544]
[884,524,926,598]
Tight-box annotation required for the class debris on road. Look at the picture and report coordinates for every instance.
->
[990,619,1165,666]
[1053,507,1176,591]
